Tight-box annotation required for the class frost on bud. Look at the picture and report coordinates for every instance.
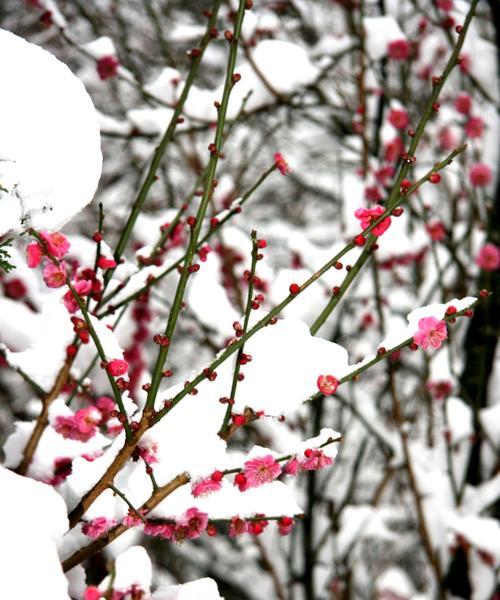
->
[317,374,339,396]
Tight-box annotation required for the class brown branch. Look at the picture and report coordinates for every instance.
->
[388,367,446,599]
[67,408,155,528]
[63,471,190,572]
[253,536,287,600]
[17,354,74,476]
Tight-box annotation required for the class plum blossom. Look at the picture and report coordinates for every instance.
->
[97,256,117,270]
[106,359,129,376]
[384,137,404,162]
[48,456,73,486]
[387,39,410,60]
[426,380,453,400]
[191,475,222,498]
[63,279,92,313]
[274,152,291,175]
[83,588,102,600]
[143,522,174,539]
[413,317,448,350]
[317,374,339,396]
[248,517,269,535]
[426,221,446,242]
[302,448,334,471]
[354,205,391,236]
[242,455,282,489]
[388,108,410,130]
[26,243,43,268]
[54,407,101,442]
[182,507,209,539]
[476,243,500,271]
[40,231,70,258]
[43,262,66,288]
[82,517,117,539]
[137,440,159,464]
[96,55,120,80]
[229,516,248,537]
[469,163,492,187]
[454,92,472,114]
[277,516,295,536]
[284,457,300,475]
[464,117,484,138]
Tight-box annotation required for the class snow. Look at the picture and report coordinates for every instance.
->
[0,466,70,599]
[336,505,395,558]
[375,568,416,598]
[82,36,116,59]
[3,416,107,482]
[446,397,473,444]
[222,318,350,416]
[153,578,224,600]
[88,314,124,360]
[479,403,500,445]
[187,252,240,340]
[363,16,406,60]
[144,67,182,105]
[152,480,302,522]
[0,29,102,233]
[2,294,73,389]
[447,515,500,562]
[127,107,175,136]
[184,39,319,120]
[113,546,153,593]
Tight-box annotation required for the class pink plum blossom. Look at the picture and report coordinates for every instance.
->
[40,231,70,258]
[388,108,410,130]
[26,243,43,268]
[274,152,291,175]
[387,39,410,60]
[191,476,222,498]
[284,457,300,475]
[96,55,120,80]
[277,516,295,536]
[63,279,92,313]
[97,256,117,270]
[302,448,334,471]
[43,262,66,288]
[464,116,484,138]
[143,522,174,539]
[476,243,500,271]
[83,587,102,600]
[82,517,117,539]
[354,205,391,236]
[454,92,472,114]
[137,440,159,464]
[229,516,248,538]
[413,316,448,350]
[54,407,101,442]
[106,359,129,376]
[183,507,209,539]
[469,163,492,187]
[426,221,446,242]
[242,454,282,488]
